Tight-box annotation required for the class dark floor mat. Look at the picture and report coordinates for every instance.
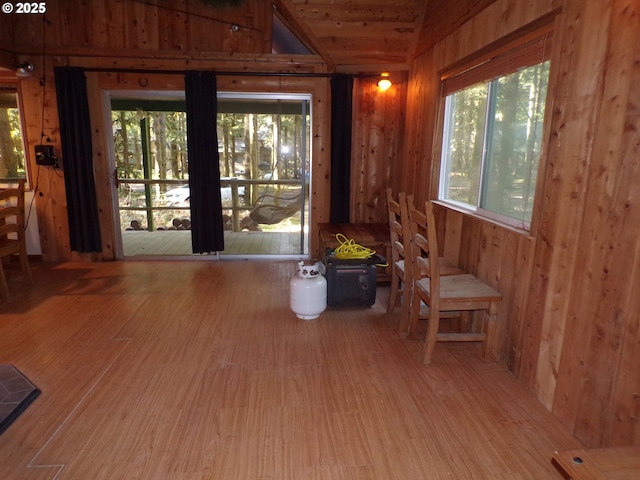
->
[0,364,41,436]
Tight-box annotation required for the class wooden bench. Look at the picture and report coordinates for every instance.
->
[552,447,640,479]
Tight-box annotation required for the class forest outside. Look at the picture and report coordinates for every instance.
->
[112,94,311,256]
[0,90,27,181]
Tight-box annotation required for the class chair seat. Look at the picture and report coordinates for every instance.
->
[394,259,405,274]
[0,238,21,255]
[416,273,502,309]
[409,201,503,364]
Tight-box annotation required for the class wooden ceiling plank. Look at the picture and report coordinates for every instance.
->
[291,5,423,23]
[306,21,418,37]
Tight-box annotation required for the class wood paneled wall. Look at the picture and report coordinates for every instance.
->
[350,77,407,223]
[2,0,405,261]
[3,1,332,261]
[403,0,640,447]
[6,0,272,56]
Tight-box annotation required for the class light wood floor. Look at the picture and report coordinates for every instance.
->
[0,261,582,479]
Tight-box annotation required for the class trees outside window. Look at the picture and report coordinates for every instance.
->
[111,94,311,235]
[0,90,27,181]
[439,32,552,229]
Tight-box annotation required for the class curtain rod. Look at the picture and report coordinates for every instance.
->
[80,67,377,79]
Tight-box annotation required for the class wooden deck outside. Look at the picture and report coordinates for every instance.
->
[122,229,307,257]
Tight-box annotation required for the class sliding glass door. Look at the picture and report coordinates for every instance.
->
[110,92,311,258]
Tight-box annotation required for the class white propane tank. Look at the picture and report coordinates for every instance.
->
[290,260,327,320]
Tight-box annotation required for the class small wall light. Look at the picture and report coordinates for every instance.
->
[16,62,34,78]
[377,72,392,91]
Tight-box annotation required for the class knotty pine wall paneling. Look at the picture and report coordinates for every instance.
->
[86,72,119,261]
[406,0,640,447]
[5,0,398,261]
[350,77,407,223]
[17,58,72,262]
[399,48,439,199]
[547,0,640,448]
[4,0,331,262]
[407,0,557,407]
[527,4,611,419]
[8,0,272,56]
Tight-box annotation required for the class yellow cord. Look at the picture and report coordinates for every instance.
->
[332,233,376,260]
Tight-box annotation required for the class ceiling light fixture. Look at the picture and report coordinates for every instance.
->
[377,72,392,91]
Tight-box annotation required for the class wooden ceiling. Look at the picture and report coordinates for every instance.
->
[274,0,499,72]
[0,0,500,74]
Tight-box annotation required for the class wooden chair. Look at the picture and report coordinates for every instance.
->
[0,180,33,298]
[386,188,406,313]
[409,201,502,364]
[404,200,463,335]
[386,188,413,331]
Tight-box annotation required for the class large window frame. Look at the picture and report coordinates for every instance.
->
[436,24,554,231]
[109,89,312,257]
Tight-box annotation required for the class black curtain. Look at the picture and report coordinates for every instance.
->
[330,74,354,224]
[54,67,102,253]
[185,71,224,253]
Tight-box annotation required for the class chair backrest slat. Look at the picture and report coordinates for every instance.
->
[386,188,409,265]
[409,201,441,293]
[0,180,26,247]
[0,179,32,297]
[424,201,441,281]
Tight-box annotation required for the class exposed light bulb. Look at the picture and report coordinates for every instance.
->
[377,72,392,91]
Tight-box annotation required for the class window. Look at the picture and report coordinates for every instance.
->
[110,92,311,257]
[0,88,27,181]
[111,94,311,232]
[439,31,552,229]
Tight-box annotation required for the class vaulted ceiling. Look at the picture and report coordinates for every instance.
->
[273,0,499,72]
